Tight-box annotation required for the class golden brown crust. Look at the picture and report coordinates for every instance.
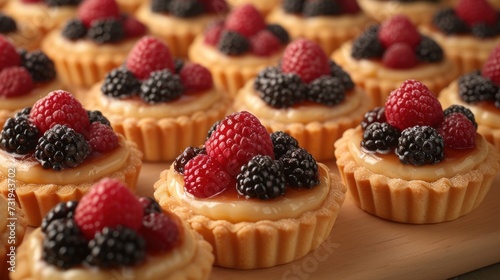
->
[116,0,143,13]
[357,0,445,25]
[0,196,27,279]
[227,0,280,15]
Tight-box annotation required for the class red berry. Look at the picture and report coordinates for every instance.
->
[201,0,229,13]
[250,30,282,56]
[338,0,361,14]
[0,36,21,72]
[179,63,213,93]
[0,67,34,98]
[280,39,330,83]
[455,0,497,26]
[438,113,476,149]
[183,154,232,198]
[138,213,180,254]
[29,90,90,135]
[77,0,120,28]
[138,197,161,215]
[203,20,224,46]
[86,122,119,153]
[482,44,500,86]
[224,4,266,37]
[385,80,444,131]
[74,178,143,240]
[125,36,175,80]
[205,111,274,176]
[378,15,421,49]
[382,43,418,69]
[122,15,147,38]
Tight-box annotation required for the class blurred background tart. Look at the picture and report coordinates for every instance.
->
[0,12,42,50]
[357,0,448,25]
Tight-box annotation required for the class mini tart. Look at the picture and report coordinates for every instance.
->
[11,223,214,280]
[154,163,346,269]
[2,19,43,51]
[266,6,371,55]
[227,0,280,15]
[188,35,284,98]
[332,42,460,106]
[357,0,446,25]
[84,82,231,162]
[233,81,372,161]
[0,195,27,279]
[0,135,143,227]
[117,0,142,13]
[335,126,500,224]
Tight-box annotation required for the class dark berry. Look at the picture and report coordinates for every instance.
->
[415,36,443,63]
[396,126,444,166]
[101,67,140,99]
[151,0,172,13]
[62,19,87,40]
[361,122,400,152]
[307,76,345,105]
[458,70,496,103]
[218,31,250,55]
[270,131,299,160]
[87,110,111,126]
[22,50,56,83]
[254,67,306,108]
[266,24,290,44]
[329,61,354,90]
[14,107,31,118]
[174,58,184,73]
[443,104,477,129]
[283,0,304,14]
[303,0,340,17]
[41,201,79,233]
[432,8,469,35]
[44,0,82,7]
[280,148,319,188]
[361,106,386,130]
[471,23,498,38]
[206,120,220,140]
[138,197,162,215]
[236,155,286,200]
[351,30,384,59]
[0,116,39,154]
[87,19,124,45]
[34,124,90,171]
[140,70,184,104]
[169,0,204,17]
[173,146,206,174]
[0,13,17,33]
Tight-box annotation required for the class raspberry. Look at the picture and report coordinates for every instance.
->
[303,0,340,17]
[384,80,444,131]
[121,15,146,38]
[443,105,477,129]
[250,29,282,56]
[307,76,346,105]
[270,131,299,160]
[236,155,285,200]
[77,0,120,28]
[22,50,56,83]
[138,197,162,215]
[361,106,386,130]
[86,122,118,153]
[173,146,206,174]
[432,8,469,35]
[0,14,17,33]
[415,36,443,63]
[206,120,220,139]
[179,63,213,92]
[184,154,232,198]
[338,0,360,14]
[266,24,290,44]
[224,4,266,37]
[0,35,21,72]
[283,0,304,14]
[458,70,496,103]
[396,126,444,166]
[0,116,39,154]
[205,111,275,176]
[169,0,204,17]
[74,178,143,240]
[280,148,319,188]
[382,43,418,69]
[438,113,476,149]
[138,213,180,254]
[361,122,400,152]
[254,66,306,108]
[125,36,175,80]
[482,45,500,85]
[202,0,229,13]
[378,15,422,49]
[203,20,224,46]
[455,0,497,26]
[41,201,79,233]
[281,39,330,83]
[0,67,34,98]
[61,19,87,40]
[101,67,140,98]
[351,27,384,59]
[29,90,90,135]
[140,70,184,103]
[217,30,250,55]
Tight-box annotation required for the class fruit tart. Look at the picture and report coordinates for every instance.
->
[421,0,500,74]
[189,4,289,98]
[11,178,214,280]
[41,0,148,88]
[227,0,280,15]
[83,36,231,162]
[335,79,500,224]
[267,0,371,55]
[0,90,143,227]
[154,111,347,269]
[0,195,27,279]
[116,0,142,13]
[137,0,229,58]
[332,14,459,106]
[233,39,372,161]
[0,12,42,51]
[0,35,62,128]
[357,0,448,25]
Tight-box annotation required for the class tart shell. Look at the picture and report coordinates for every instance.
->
[357,0,445,25]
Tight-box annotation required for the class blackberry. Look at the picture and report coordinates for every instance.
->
[218,31,250,55]
[236,155,286,200]
[415,36,443,63]
[140,70,184,104]
[22,50,56,82]
[396,126,444,166]
[458,70,496,103]
[351,31,384,59]
[35,124,90,171]
[87,19,124,44]
[0,116,39,154]
[14,107,31,118]
[173,146,206,174]
[101,67,140,99]
[17,49,28,65]
[87,110,111,126]
[61,19,87,40]
[174,58,184,73]
[432,8,468,35]
[495,90,500,109]
[266,24,290,44]
[329,61,354,90]
[283,0,304,14]
[42,218,88,269]
[169,0,204,17]
[41,201,79,233]
[361,122,400,152]
[361,106,386,130]
[151,0,172,13]
[254,67,306,108]
[471,23,498,38]
[307,76,345,105]
[86,226,146,268]
[44,0,82,7]
[206,120,220,140]
[443,105,477,129]
[270,131,299,160]
[139,197,162,215]
[303,0,340,17]
[365,24,380,37]
[0,13,17,33]
[280,148,319,188]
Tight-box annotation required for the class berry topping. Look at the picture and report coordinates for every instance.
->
[443,105,477,129]
[361,122,400,152]
[169,0,204,17]
[0,13,17,33]
[174,58,185,73]
[280,148,319,188]
[384,80,443,131]
[266,24,290,44]
[86,122,118,153]
[303,0,340,17]
[30,90,90,135]
[378,15,421,49]
[173,146,207,174]
[45,0,82,6]
[0,116,39,154]
[382,43,418,69]
[396,126,444,166]
[458,70,496,103]
[254,67,306,108]
[87,110,111,126]
[151,0,170,13]
[307,76,346,105]
[432,8,469,35]
[140,70,184,104]
[0,66,34,98]
[74,178,143,240]
[438,113,476,149]
[225,4,266,37]
[204,20,224,46]
[217,30,250,55]
[237,155,286,200]
[125,36,175,80]
[61,19,87,40]
[77,0,120,28]
[41,201,79,233]
[351,25,384,59]
[184,154,232,198]
[204,0,229,13]
[101,67,140,99]
[179,63,213,92]
[330,61,355,90]
[250,30,282,57]
[205,111,274,176]
[455,0,497,26]
[206,120,220,139]
[415,36,444,63]
[283,0,304,14]
[138,213,180,254]
[138,197,162,215]
[281,39,330,83]
[121,15,147,38]
[21,50,56,83]
[361,106,386,130]
[338,0,360,14]
[14,107,31,118]
[270,131,299,160]
[87,18,124,44]
[482,45,500,86]
[0,36,21,72]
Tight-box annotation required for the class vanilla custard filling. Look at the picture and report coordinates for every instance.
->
[167,164,330,223]
[0,136,129,185]
[346,129,488,182]
[267,8,369,30]
[0,80,62,111]
[236,81,365,124]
